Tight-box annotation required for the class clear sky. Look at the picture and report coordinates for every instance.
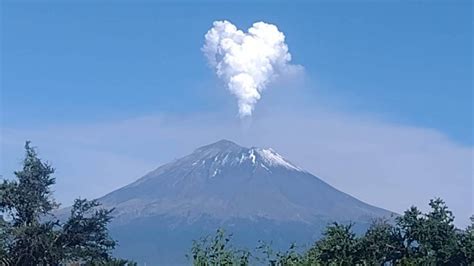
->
[1,1,472,225]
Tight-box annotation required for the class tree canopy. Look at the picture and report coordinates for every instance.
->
[190,201,474,265]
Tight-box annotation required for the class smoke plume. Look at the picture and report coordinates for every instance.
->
[203,20,297,117]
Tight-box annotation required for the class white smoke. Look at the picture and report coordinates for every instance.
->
[203,20,298,117]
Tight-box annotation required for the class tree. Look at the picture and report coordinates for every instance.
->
[457,215,474,263]
[306,222,358,265]
[395,205,425,264]
[395,198,472,265]
[0,215,10,264]
[0,141,59,264]
[357,219,403,265]
[422,198,459,264]
[189,200,473,266]
[58,198,117,263]
[0,142,119,265]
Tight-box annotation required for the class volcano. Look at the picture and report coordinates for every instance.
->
[96,140,393,264]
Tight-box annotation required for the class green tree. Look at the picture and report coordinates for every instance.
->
[58,198,117,263]
[395,205,425,264]
[422,198,459,264]
[395,198,472,265]
[0,142,119,265]
[457,215,474,264]
[0,141,60,264]
[189,200,473,266]
[306,222,358,265]
[357,219,403,265]
[0,215,10,264]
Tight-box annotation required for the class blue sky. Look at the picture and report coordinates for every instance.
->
[2,1,472,144]
[1,1,473,225]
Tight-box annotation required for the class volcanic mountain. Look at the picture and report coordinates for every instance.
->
[97,140,393,264]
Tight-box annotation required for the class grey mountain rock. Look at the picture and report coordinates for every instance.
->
[90,140,394,264]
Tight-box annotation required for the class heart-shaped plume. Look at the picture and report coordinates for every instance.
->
[203,20,296,117]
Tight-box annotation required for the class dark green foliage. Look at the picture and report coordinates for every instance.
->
[58,199,117,263]
[394,198,467,265]
[395,205,424,263]
[458,216,474,263]
[191,200,474,266]
[0,142,133,265]
[357,219,403,264]
[2,142,58,226]
[0,215,11,263]
[0,142,61,265]
[306,223,358,265]
[419,198,459,264]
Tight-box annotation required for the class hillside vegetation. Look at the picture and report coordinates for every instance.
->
[190,202,473,265]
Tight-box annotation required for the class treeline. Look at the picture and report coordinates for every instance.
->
[190,202,473,265]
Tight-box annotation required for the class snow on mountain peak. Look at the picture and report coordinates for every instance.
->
[254,148,302,171]
[190,140,302,173]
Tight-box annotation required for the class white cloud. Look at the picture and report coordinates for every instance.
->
[203,20,301,117]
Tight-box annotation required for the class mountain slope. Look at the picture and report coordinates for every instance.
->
[97,140,393,264]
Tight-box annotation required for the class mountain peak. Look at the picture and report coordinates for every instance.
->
[210,139,240,147]
[188,140,303,173]
[97,140,394,264]
[102,139,393,221]
[194,139,243,153]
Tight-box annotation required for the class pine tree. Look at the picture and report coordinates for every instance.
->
[0,142,119,265]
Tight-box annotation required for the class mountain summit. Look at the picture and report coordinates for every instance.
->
[98,140,393,264]
[181,139,301,172]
